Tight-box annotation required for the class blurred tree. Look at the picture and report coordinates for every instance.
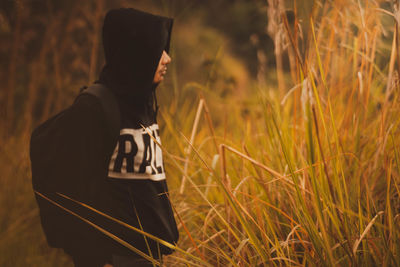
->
[200,0,274,77]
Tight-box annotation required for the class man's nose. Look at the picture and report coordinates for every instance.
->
[163,51,171,64]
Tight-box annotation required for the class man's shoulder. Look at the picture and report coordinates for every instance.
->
[72,86,121,145]
[73,93,104,112]
[68,93,107,133]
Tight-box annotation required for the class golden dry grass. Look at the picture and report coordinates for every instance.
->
[1,1,400,266]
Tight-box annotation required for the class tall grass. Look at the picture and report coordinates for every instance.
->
[157,0,400,266]
[1,0,400,266]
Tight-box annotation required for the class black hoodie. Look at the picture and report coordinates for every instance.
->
[63,8,178,263]
[100,6,178,254]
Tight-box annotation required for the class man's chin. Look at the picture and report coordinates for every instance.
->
[154,77,164,84]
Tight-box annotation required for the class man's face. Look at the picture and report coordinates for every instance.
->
[153,50,172,84]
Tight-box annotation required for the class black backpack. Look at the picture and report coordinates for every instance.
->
[30,83,120,249]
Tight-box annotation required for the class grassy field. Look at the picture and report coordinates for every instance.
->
[1,0,400,266]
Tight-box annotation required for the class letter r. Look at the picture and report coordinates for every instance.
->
[113,134,137,173]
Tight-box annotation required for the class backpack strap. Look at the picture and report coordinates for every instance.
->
[78,83,121,138]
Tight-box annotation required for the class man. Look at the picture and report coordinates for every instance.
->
[64,8,179,267]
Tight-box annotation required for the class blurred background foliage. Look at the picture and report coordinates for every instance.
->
[0,0,272,135]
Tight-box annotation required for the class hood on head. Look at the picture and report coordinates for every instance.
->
[100,8,173,99]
